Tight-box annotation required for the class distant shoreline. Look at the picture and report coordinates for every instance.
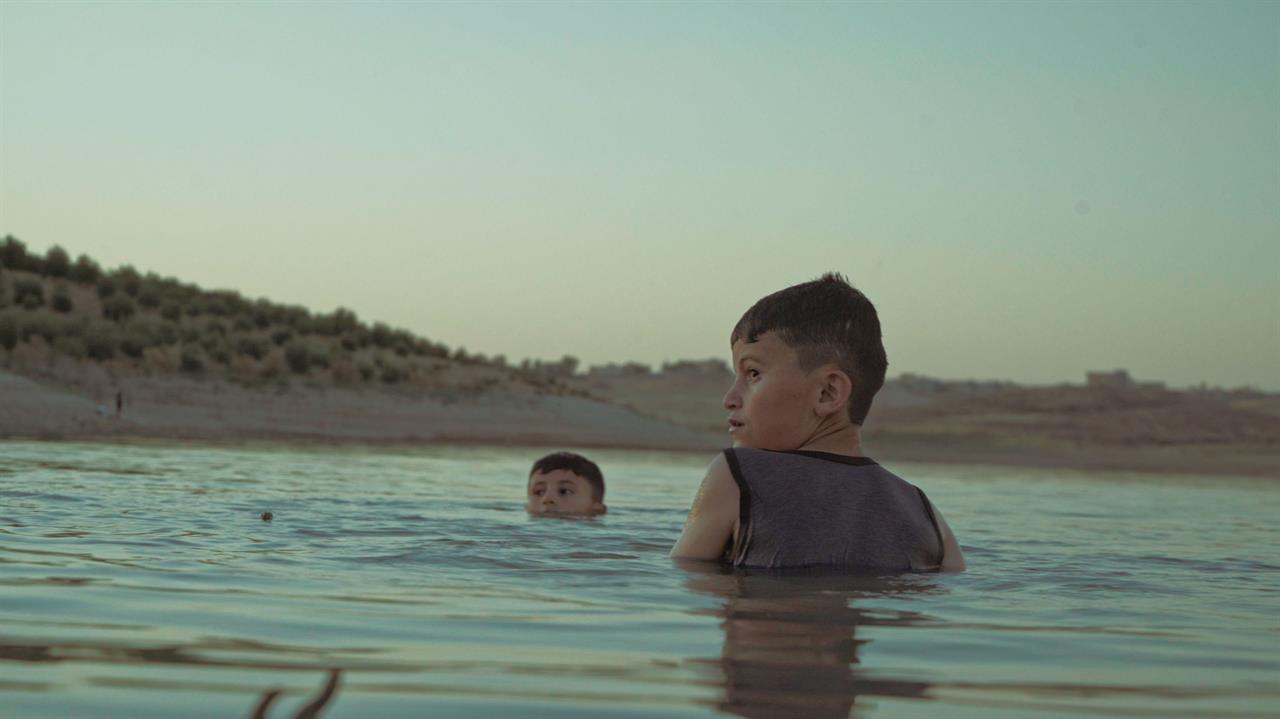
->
[5,365,1274,478]
[4,431,1274,481]
[3,369,1274,479]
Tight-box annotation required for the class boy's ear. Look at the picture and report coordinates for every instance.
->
[814,367,852,419]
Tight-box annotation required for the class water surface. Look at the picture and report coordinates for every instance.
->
[1,441,1277,718]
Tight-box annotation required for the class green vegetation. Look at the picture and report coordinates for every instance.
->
[0,234,579,395]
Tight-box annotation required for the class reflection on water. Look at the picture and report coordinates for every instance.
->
[684,565,938,718]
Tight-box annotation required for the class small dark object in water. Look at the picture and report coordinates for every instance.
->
[249,668,341,719]
[261,512,273,521]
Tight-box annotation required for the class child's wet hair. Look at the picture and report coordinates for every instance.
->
[529,451,605,502]
[731,272,888,425]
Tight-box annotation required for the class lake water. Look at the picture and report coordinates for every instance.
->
[1,441,1277,719]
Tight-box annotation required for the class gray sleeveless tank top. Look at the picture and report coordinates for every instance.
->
[725,448,944,572]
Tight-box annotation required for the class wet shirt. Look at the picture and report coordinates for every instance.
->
[725,448,944,572]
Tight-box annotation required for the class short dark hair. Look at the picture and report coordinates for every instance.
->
[730,272,888,425]
[529,451,605,502]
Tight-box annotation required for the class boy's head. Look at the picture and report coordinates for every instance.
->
[526,451,606,516]
[724,273,888,449]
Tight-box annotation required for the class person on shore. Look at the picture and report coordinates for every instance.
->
[670,273,964,572]
[526,451,607,517]
[115,389,123,417]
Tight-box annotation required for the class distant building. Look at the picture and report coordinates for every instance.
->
[587,362,652,378]
[660,359,731,377]
[1087,369,1133,390]
[1086,369,1166,392]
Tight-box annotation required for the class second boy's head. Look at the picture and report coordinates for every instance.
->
[526,451,606,516]
[724,273,888,450]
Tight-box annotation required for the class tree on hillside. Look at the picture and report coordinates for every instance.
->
[44,246,70,277]
[97,277,118,299]
[138,286,162,309]
[113,266,142,297]
[558,355,579,376]
[70,254,102,283]
[1,235,40,273]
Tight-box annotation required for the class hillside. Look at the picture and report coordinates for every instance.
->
[0,236,578,394]
[4,235,1277,475]
[0,236,712,449]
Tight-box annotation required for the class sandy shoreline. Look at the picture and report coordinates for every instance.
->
[2,370,1275,478]
[0,369,720,452]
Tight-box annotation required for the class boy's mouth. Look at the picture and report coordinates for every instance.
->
[728,419,744,432]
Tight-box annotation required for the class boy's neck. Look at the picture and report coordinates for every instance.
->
[797,423,864,458]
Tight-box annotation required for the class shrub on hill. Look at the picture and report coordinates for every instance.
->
[200,333,231,365]
[84,324,117,361]
[51,287,73,313]
[307,345,330,370]
[118,326,151,359]
[13,279,44,309]
[380,363,404,384]
[330,357,359,385]
[180,346,204,373]
[235,335,270,360]
[0,312,17,350]
[153,320,180,346]
[103,295,136,322]
[116,317,175,359]
[309,308,359,336]
[97,277,117,299]
[17,311,57,343]
[250,300,273,329]
[52,335,86,359]
[284,340,310,374]
[203,295,230,317]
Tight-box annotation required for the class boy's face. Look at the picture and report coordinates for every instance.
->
[724,331,825,450]
[526,469,604,516]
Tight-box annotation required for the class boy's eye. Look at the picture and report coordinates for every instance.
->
[531,488,545,497]
[559,488,573,496]
[747,368,760,379]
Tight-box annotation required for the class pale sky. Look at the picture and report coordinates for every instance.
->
[2,2,1277,389]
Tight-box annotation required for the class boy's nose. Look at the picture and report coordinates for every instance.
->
[723,384,741,410]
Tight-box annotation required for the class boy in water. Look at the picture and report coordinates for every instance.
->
[671,274,964,572]
[526,451,607,517]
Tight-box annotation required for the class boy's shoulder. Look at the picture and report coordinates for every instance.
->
[725,447,922,495]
